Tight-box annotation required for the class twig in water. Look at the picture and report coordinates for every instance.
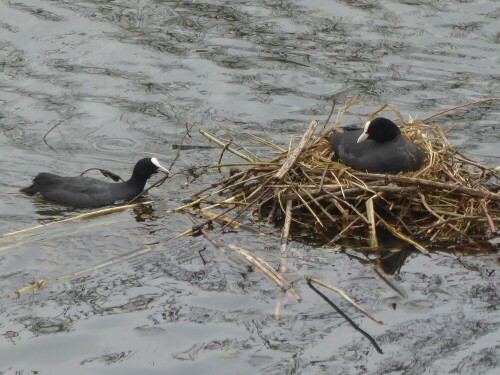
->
[80,168,123,182]
[280,200,293,273]
[305,277,383,354]
[169,122,197,171]
[324,98,337,128]
[421,98,500,122]
[217,140,233,173]
[43,113,83,146]
[199,128,259,162]
[371,264,408,298]
[1,201,152,240]
[305,275,383,324]
[311,98,336,148]
[14,227,193,296]
[230,244,301,302]
[218,124,287,153]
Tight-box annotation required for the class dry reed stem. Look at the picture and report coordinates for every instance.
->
[15,227,193,296]
[294,188,324,228]
[199,128,258,162]
[355,172,500,202]
[15,247,138,295]
[422,98,500,122]
[1,219,126,253]
[280,200,293,273]
[304,275,384,324]
[195,209,244,229]
[366,198,379,249]
[229,244,302,302]
[376,215,428,253]
[15,244,162,296]
[219,124,287,153]
[274,120,319,180]
[1,201,152,240]
[305,276,384,354]
[371,266,408,298]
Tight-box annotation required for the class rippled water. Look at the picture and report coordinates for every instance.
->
[1,0,499,374]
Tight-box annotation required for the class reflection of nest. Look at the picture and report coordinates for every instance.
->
[196,100,500,252]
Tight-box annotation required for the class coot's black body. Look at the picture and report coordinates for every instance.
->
[329,117,423,174]
[21,157,169,208]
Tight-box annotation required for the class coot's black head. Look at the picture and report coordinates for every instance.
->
[357,117,401,144]
[131,157,169,181]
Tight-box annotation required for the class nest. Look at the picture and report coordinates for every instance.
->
[195,100,500,253]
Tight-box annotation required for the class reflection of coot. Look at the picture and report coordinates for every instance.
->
[21,158,169,208]
[329,117,423,174]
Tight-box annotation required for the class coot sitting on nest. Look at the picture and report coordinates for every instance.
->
[21,157,169,208]
[329,117,423,173]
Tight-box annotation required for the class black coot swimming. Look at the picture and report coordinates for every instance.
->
[329,117,423,174]
[21,157,169,208]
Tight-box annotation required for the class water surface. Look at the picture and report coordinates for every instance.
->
[0,0,499,374]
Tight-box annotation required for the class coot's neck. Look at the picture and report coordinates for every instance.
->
[125,174,148,192]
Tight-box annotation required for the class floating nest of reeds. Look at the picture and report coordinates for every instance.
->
[194,100,499,253]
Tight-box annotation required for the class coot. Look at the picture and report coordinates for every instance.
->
[329,117,423,173]
[21,157,169,208]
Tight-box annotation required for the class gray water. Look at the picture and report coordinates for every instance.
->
[0,0,499,374]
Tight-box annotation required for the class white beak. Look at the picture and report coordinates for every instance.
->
[357,120,371,144]
[151,157,170,175]
[357,132,369,144]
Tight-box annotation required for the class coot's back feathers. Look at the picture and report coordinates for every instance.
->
[329,118,423,174]
[21,157,169,208]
